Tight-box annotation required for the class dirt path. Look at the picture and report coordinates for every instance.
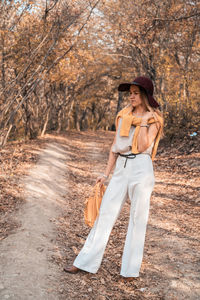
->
[0,142,68,300]
[0,132,199,300]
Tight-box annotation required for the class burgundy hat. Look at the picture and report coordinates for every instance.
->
[118,76,160,108]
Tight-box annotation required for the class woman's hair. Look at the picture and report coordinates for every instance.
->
[139,87,164,137]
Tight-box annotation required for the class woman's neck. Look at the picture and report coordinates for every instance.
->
[132,107,147,116]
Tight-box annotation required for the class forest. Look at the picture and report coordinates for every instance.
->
[0,0,199,146]
[0,1,200,299]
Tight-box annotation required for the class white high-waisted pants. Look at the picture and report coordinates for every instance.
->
[73,153,155,277]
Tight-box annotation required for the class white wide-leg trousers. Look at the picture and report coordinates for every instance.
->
[73,154,155,277]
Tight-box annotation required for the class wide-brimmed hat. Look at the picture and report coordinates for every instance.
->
[118,76,160,108]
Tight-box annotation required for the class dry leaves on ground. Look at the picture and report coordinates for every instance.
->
[0,131,199,299]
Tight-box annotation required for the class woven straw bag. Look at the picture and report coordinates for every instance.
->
[84,183,106,227]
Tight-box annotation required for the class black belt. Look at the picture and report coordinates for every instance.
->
[117,153,139,168]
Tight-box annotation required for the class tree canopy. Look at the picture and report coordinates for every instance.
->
[0,0,199,145]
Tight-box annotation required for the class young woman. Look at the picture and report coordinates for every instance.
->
[64,76,164,278]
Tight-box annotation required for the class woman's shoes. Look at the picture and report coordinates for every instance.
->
[63,265,80,274]
[121,276,139,282]
[123,277,135,281]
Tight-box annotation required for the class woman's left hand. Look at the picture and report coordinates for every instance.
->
[142,111,154,122]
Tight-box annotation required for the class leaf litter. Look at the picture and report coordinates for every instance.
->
[0,131,199,299]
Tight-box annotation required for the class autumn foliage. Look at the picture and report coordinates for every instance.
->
[0,0,199,145]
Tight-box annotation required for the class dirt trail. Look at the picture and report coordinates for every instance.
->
[0,142,68,300]
[0,132,199,300]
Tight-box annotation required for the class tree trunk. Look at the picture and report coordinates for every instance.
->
[116,91,123,114]
[41,108,50,137]
[0,124,13,147]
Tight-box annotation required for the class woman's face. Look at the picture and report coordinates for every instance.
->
[129,85,143,108]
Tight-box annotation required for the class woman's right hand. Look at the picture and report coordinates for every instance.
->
[96,175,107,187]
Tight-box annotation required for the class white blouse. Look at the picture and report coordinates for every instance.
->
[112,118,154,155]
